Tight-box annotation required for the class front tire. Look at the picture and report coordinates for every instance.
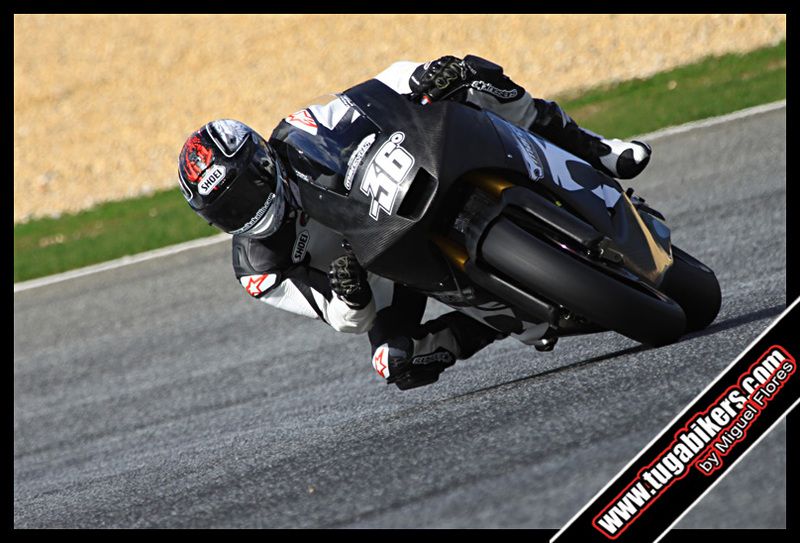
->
[658,246,721,333]
[478,218,687,346]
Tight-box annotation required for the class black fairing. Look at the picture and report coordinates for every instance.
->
[278,79,670,295]
[282,80,517,290]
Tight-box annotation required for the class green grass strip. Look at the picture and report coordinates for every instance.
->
[561,41,785,138]
[14,41,786,283]
[13,190,220,282]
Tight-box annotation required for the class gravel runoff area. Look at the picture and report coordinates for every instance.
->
[13,14,785,223]
[14,104,787,528]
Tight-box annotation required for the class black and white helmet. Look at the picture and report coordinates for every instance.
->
[178,119,288,239]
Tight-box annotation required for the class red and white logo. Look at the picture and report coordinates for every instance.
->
[372,344,391,379]
[181,135,214,182]
[285,109,318,135]
[239,274,277,297]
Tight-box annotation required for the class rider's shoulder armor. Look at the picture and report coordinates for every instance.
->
[232,218,296,298]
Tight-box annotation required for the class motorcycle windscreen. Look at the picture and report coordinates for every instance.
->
[282,94,381,195]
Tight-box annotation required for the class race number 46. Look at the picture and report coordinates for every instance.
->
[360,132,415,220]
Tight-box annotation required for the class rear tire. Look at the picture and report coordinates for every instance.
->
[478,218,686,346]
[659,246,721,333]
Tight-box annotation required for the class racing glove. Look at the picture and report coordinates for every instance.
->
[409,55,469,103]
[329,254,372,309]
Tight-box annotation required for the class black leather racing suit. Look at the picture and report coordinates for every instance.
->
[231,55,651,384]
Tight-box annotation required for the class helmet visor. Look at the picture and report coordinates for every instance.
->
[196,160,286,237]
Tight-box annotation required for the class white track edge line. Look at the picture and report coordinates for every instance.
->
[14,100,786,293]
[633,99,785,141]
[14,234,230,292]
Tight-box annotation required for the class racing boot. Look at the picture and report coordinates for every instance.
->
[529,98,652,179]
[371,340,456,391]
[596,138,652,179]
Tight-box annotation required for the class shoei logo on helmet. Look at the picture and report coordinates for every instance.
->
[197,164,226,195]
[181,135,214,183]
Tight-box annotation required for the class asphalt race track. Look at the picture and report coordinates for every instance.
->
[14,106,787,529]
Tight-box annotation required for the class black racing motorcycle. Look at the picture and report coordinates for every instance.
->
[283,79,721,353]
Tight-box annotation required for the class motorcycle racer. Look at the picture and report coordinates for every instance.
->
[178,55,652,390]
